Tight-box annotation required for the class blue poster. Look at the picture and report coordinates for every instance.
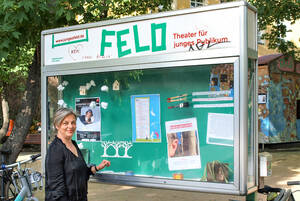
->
[131,94,161,143]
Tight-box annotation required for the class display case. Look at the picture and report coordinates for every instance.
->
[41,1,258,195]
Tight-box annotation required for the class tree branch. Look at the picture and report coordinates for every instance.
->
[0,97,9,140]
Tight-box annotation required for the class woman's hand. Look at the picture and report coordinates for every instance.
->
[97,160,111,170]
[91,160,111,174]
[91,160,110,174]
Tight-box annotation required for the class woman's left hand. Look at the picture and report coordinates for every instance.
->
[97,160,111,170]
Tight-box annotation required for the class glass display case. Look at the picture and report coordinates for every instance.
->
[41,1,257,195]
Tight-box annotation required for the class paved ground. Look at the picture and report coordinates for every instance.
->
[18,148,300,201]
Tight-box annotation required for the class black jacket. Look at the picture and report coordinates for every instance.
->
[45,136,93,201]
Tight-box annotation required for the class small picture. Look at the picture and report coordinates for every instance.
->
[79,109,95,125]
[258,94,267,104]
[211,77,219,86]
[167,131,199,158]
[220,74,228,82]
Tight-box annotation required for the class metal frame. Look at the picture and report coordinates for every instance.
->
[97,57,241,195]
[239,3,248,195]
[41,1,257,195]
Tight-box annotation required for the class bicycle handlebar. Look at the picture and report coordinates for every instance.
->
[287,181,300,186]
[0,153,41,170]
[30,153,41,161]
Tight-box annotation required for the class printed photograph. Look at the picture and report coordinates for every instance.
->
[75,98,101,141]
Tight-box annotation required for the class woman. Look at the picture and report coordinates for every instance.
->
[45,108,110,201]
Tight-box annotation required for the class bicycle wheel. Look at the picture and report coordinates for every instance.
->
[4,177,22,201]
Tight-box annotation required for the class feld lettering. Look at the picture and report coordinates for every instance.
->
[100,23,167,58]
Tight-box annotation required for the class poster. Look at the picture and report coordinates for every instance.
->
[131,94,161,142]
[75,97,101,141]
[165,118,201,171]
[206,113,234,146]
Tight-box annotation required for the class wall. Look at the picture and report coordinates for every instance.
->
[257,65,270,143]
[258,55,300,143]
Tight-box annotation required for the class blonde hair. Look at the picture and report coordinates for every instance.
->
[53,108,77,130]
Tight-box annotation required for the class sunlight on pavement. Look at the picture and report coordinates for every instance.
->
[113,186,136,192]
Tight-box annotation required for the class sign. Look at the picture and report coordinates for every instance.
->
[44,8,240,65]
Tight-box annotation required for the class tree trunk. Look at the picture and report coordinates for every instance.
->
[0,97,9,141]
[0,44,41,164]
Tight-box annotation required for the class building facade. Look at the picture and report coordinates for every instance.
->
[258,54,300,143]
[172,0,229,10]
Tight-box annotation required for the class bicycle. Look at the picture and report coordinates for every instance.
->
[258,181,299,201]
[0,153,43,201]
[0,149,19,201]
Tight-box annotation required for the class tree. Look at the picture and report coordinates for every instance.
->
[121,141,133,158]
[0,0,172,164]
[248,0,300,58]
[0,46,34,139]
[101,141,112,157]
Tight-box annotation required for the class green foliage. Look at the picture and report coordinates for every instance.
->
[109,0,173,18]
[0,0,172,94]
[248,0,300,58]
[0,0,172,60]
[0,0,48,58]
[0,0,297,98]
[0,45,34,95]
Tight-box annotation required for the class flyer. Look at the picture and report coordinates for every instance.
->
[165,118,201,171]
[206,113,234,146]
[131,94,161,142]
[75,97,101,141]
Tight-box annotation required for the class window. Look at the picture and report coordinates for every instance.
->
[190,0,205,7]
[258,30,265,45]
[47,62,236,183]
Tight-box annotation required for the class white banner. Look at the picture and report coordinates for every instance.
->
[44,7,240,65]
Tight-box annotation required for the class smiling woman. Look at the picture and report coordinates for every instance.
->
[55,110,77,142]
[45,108,111,201]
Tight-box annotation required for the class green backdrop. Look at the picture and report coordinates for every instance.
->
[62,64,234,181]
